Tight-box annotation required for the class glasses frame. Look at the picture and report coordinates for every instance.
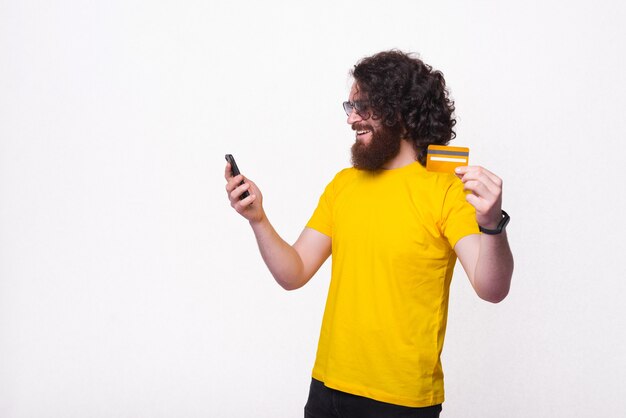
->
[342,100,371,118]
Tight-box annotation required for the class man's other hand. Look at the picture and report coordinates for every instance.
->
[455,165,503,229]
[224,163,265,224]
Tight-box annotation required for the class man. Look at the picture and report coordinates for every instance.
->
[224,50,513,418]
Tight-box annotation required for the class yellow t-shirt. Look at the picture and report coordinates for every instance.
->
[306,161,479,407]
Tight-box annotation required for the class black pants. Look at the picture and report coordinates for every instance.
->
[304,379,442,418]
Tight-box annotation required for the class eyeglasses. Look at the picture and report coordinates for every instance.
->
[342,100,370,118]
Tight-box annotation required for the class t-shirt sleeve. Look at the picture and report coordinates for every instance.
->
[306,178,334,237]
[440,177,480,248]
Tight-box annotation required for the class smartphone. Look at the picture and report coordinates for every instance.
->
[225,154,250,200]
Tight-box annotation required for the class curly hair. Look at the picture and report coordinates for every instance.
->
[351,50,457,165]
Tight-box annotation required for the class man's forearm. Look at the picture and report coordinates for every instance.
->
[473,232,514,303]
[249,215,305,290]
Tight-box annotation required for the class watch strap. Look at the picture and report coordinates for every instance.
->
[479,210,510,235]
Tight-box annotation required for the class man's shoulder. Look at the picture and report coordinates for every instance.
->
[328,166,359,185]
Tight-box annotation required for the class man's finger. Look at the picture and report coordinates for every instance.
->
[235,193,256,212]
[463,180,495,200]
[460,170,501,196]
[474,167,501,187]
[472,174,500,197]
[465,193,489,212]
[225,174,244,193]
[459,166,502,187]
[230,182,251,201]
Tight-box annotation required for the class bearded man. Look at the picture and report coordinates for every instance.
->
[225,50,514,418]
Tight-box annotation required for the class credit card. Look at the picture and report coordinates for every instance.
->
[426,145,470,173]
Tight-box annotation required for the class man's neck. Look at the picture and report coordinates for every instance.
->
[382,139,417,170]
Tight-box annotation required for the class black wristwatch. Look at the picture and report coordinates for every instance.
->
[479,210,510,235]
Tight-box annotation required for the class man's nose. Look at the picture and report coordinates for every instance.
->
[347,108,362,124]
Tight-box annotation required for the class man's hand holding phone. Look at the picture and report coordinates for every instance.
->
[224,154,264,224]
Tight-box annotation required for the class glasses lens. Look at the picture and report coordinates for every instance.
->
[342,101,353,116]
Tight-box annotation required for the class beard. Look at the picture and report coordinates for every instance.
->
[350,122,404,171]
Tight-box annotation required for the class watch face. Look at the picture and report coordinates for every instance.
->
[500,215,510,230]
[498,211,510,231]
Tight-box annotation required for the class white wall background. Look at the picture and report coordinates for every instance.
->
[2,1,625,417]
